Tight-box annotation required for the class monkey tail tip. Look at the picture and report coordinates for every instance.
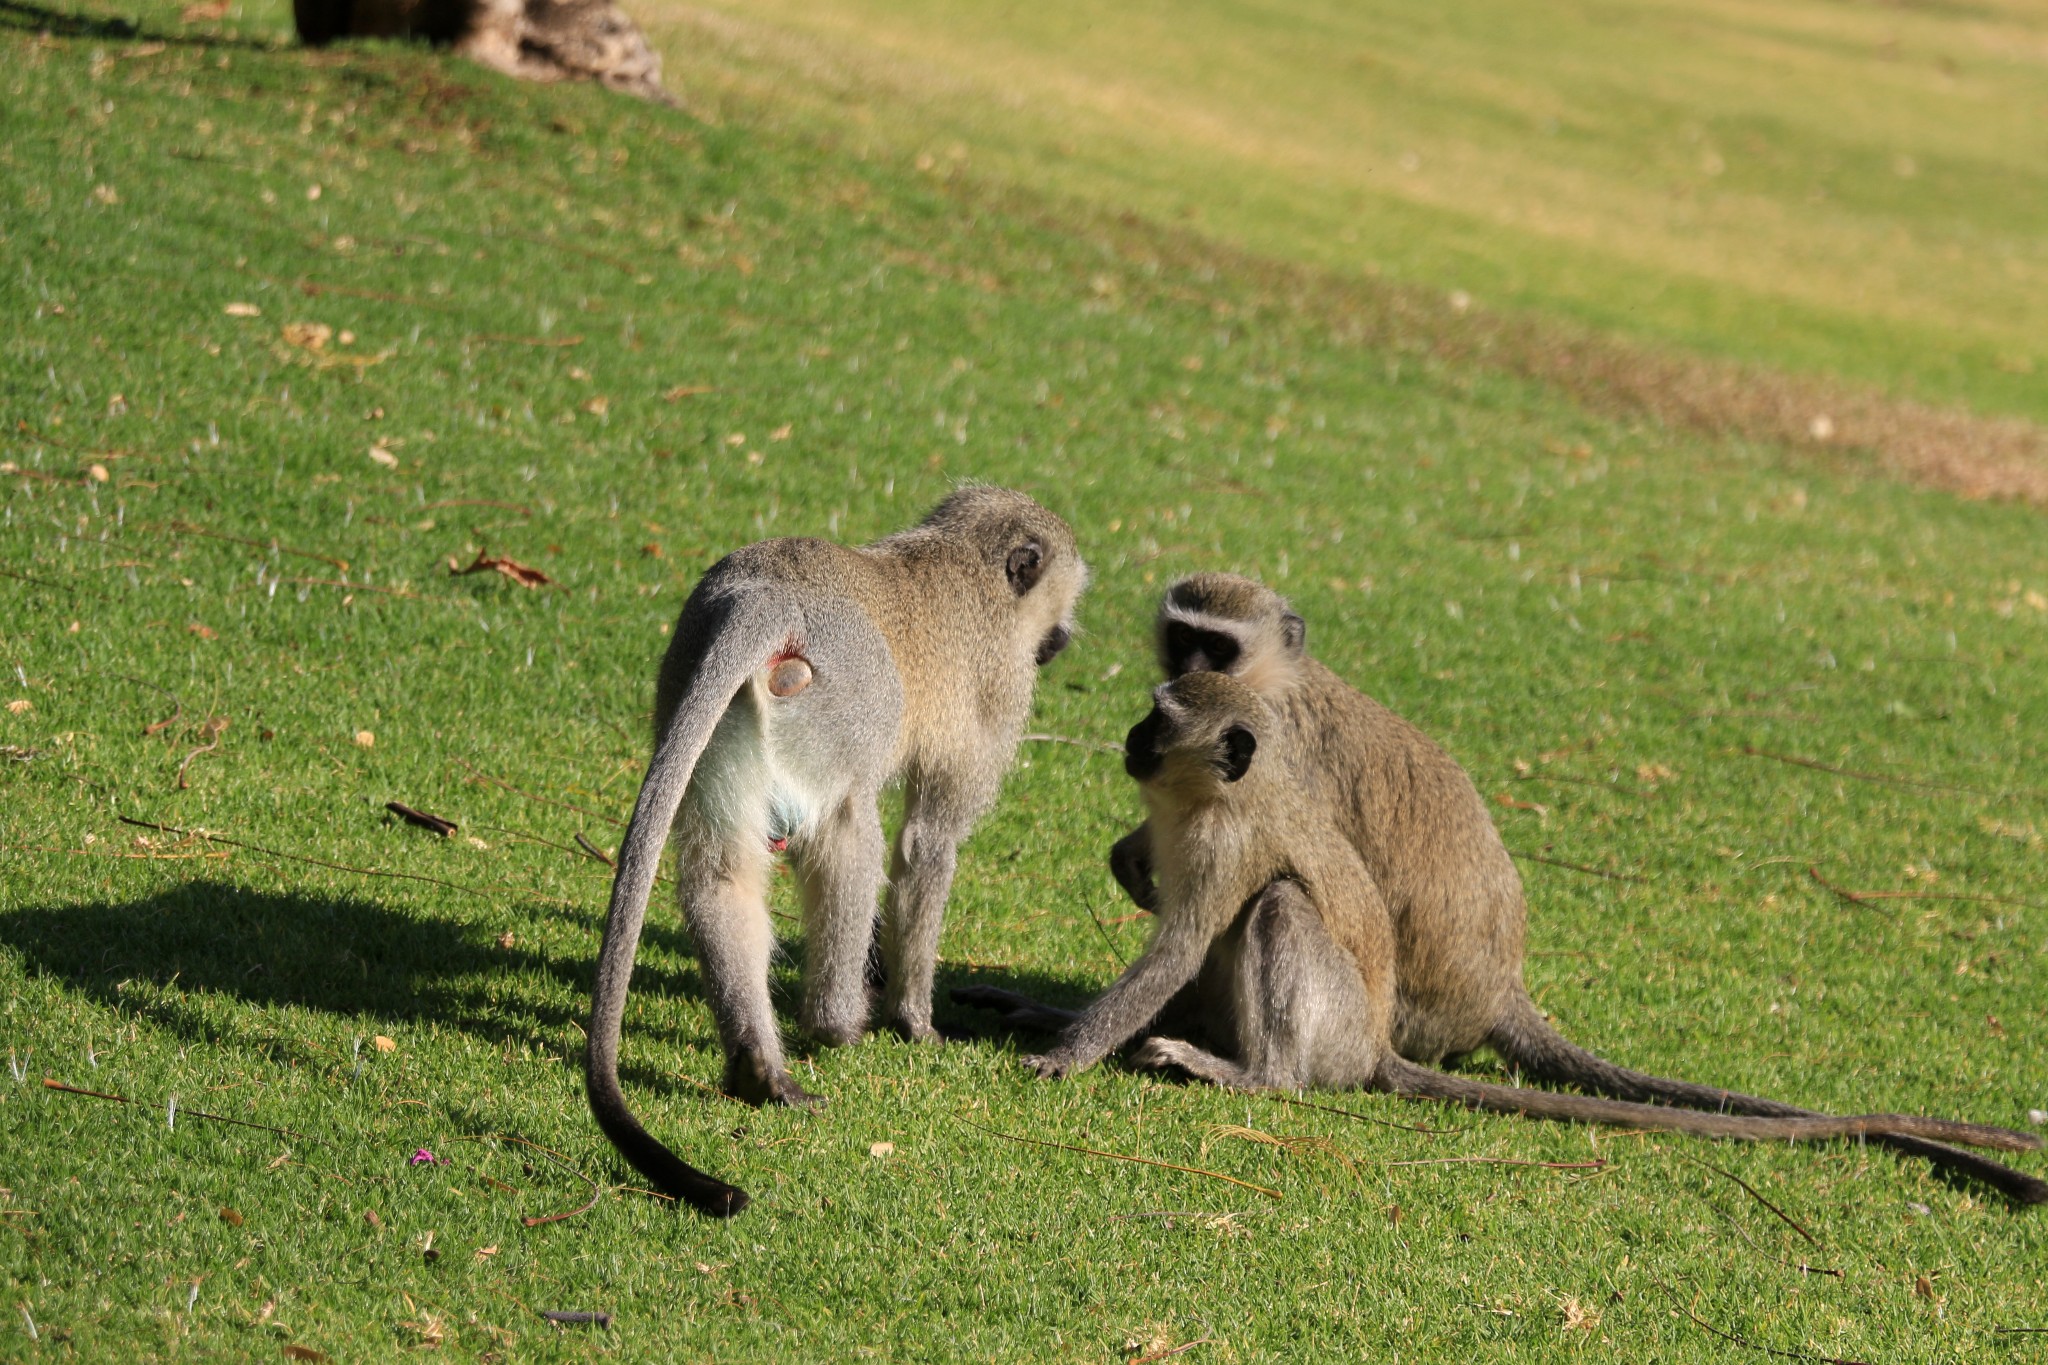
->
[646,1153,751,1218]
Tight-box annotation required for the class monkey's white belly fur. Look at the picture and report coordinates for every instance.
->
[685,675,837,843]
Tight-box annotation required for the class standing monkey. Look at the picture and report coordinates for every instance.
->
[966,574,2048,1201]
[589,487,1086,1215]
[974,674,2042,1165]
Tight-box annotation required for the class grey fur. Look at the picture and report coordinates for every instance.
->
[588,488,1086,1214]
[988,673,2043,1159]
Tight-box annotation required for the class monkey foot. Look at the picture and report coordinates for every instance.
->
[1022,1051,1085,1080]
[722,1057,825,1109]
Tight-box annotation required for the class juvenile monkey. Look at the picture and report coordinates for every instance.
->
[589,487,1086,1215]
[1055,573,2046,1202]
[983,674,2042,1161]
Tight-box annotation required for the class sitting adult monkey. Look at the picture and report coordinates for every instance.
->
[963,574,2047,1203]
[962,674,2043,1174]
[589,487,1086,1215]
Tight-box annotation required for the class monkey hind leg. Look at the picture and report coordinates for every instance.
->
[674,814,816,1108]
[791,796,887,1048]
[1134,880,1380,1093]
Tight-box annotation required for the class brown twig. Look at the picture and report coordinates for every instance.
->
[1384,1156,1606,1171]
[573,832,616,867]
[174,717,228,790]
[386,802,458,837]
[466,335,583,349]
[115,815,503,901]
[1653,1279,1872,1364]
[1805,867,2040,912]
[290,276,450,309]
[108,672,183,737]
[283,576,420,600]
[1131,1339,1212,1364]
[0,565,85,596]
[1704,1198,1842,1278]
[448,1134,605,1227]
[1081,891,1128,968]
[1264,1091,1462,1136]
[422,499,535,515]
[1507,849,1649,884]
[958,1117,1282,1200]
[1679,1153,1819,1247]
[1020,732,1123,756]
[1741,745,2007,799]
[452,758,626,827]
[43,1078,310,1140]
[157,520,349,571]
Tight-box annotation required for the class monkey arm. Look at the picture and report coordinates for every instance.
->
[1108,824,1157,911]
[1024,918,1216,1078]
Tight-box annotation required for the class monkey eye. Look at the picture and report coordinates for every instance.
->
[1006,541,1044,594]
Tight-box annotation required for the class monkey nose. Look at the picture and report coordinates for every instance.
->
[1035,624,1072,666]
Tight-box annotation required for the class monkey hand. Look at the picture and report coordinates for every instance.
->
[1021,1050,1090,1080]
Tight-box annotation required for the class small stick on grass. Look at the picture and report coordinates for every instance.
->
[958,1117,1282,1200]
[1264,1091,1463,1136]
[448,1134,605,1227]
[1806,867,2041,912]
[1508,849,1648,884]
[386,802,458,837]
[43,1078,309,1140]
[116,815,509,902]
[1131,1339,1212,1365]
[157,519,349,571]
[174,717,228,790]
[573,832,614,867]
[1741,745,2015,800]
[1384,1155,1606,1171]
[452,758,626,827]
[1020,732,1123,756]
[1704,1198,1842,1279]
[1679,1153,1819,1247]
[1653,1279,1872,1364]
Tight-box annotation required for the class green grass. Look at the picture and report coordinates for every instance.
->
[3,0,2047,1359]
[647,0,2048,423]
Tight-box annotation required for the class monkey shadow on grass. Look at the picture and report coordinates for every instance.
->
[0,880,709,1091]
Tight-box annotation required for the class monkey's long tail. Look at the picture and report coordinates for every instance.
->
[1486,993,2048,1205]
[585,594,798,1218]
[1375,1056,2042,1151]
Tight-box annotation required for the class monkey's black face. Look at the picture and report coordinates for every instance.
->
[1124,706,1257,785]
[1164,620,1241,677]
[1123,707,1167,781]
[1036,623,1072,667]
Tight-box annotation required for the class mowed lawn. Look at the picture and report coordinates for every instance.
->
[2,0,2047,1359]
[650,0,2048,424]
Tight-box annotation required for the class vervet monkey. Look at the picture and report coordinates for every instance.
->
[998,574,2048,1201]
[968,674,2043,1164]
[588,487,1086,1215]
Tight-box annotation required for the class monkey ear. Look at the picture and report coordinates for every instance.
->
[1280,613,1306,654]
[1218,725,1257,783]
[1006,541,1044,595]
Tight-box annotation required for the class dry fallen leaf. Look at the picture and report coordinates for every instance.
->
[180,0,230,18]
[219,1207,244,1227]
[368,445,399,468]
[447,550,552,589]
[364,1209,383,1228]
[224,302,261,317]
[87,463,110,482]
[869,1141,895,1158]
[662,383,714,401]
[6,699,31,715]
[281,321,333,352]
[496,932,516,949]
[188,622,216,639]
[353,730,376,748]
[282,1347,329,1363]
[373,1035,397,1053]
